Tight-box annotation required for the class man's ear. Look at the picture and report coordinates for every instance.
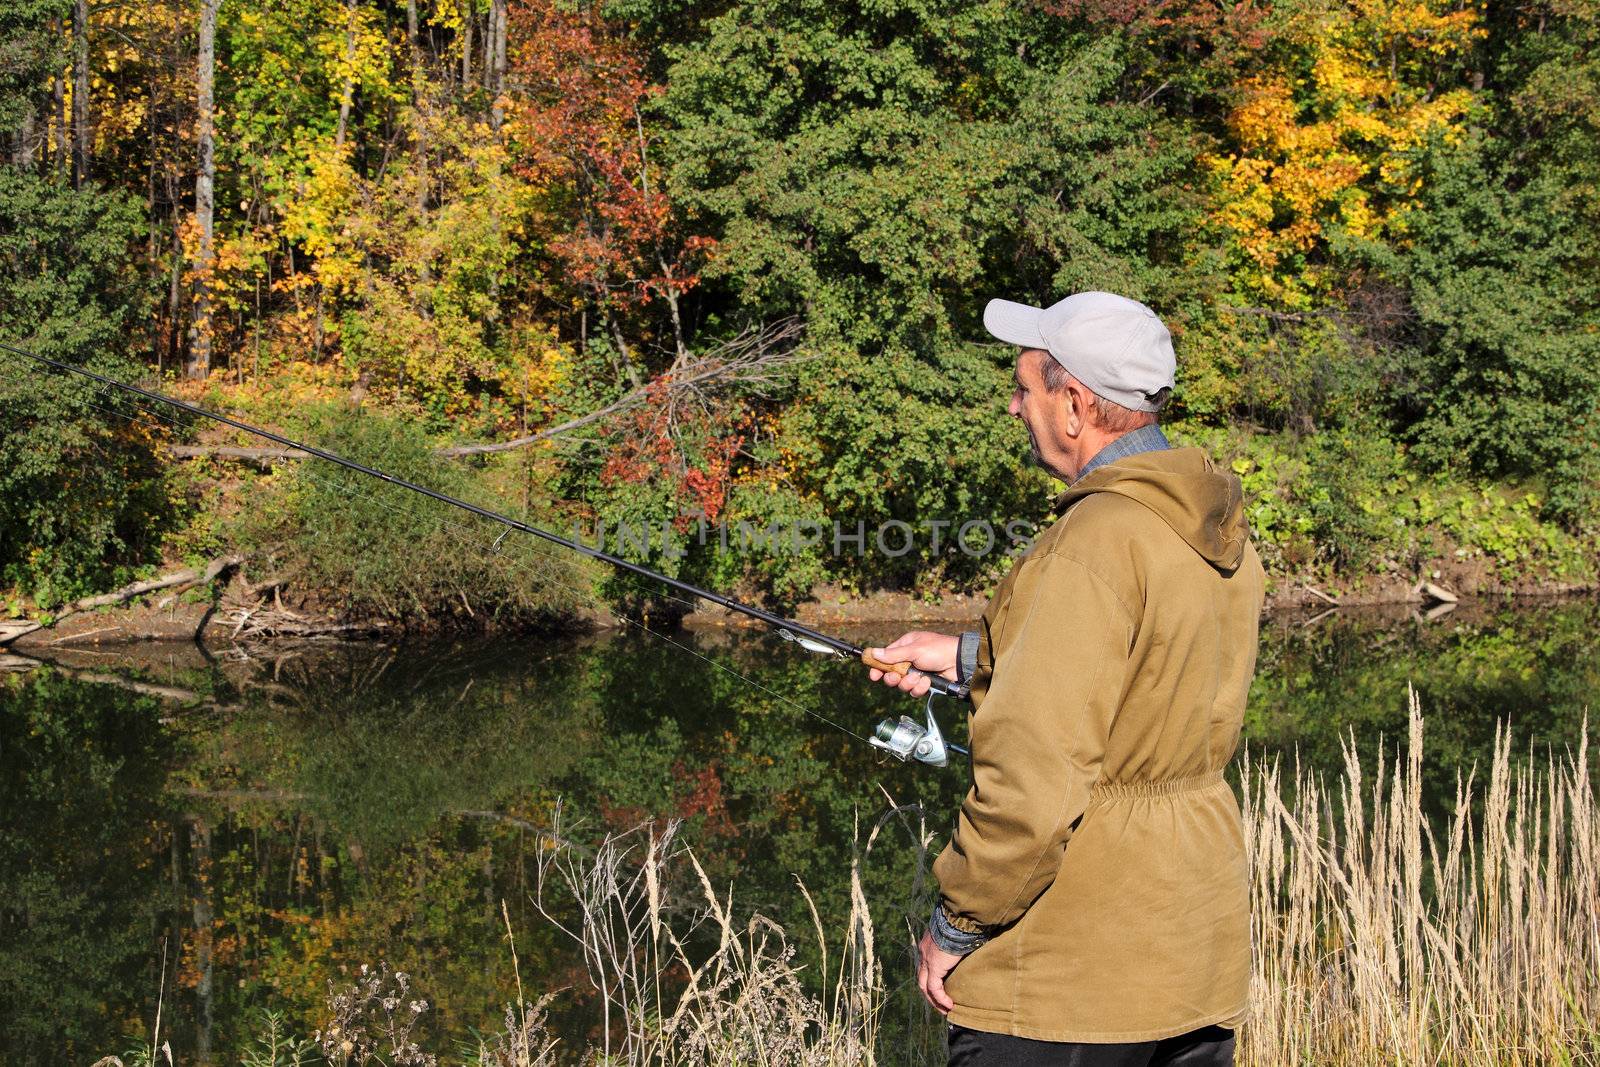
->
[1063,380,1088,438]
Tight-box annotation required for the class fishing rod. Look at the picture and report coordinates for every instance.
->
[2,342,969,765]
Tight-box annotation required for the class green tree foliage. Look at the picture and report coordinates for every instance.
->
[650,2,1208,587]
[1357,1,1600,523]
[0,0,67,138]
[0,169,164,603]
[1372,131,1600,521]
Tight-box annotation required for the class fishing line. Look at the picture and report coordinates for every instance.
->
[284,462,880,746]
[0,342,972,707]
[0,360,881,746]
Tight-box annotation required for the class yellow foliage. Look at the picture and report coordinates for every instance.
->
[500,344,568,412]
[318,0,399,109]
[1205,0,1483,301]
[280,138,364,295]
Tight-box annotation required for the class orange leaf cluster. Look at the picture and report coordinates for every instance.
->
[600,379,748,526]
[507,0,715,312]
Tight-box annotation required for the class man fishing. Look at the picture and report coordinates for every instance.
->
[866,291,1264,1066]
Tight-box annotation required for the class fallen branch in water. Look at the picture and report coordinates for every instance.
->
[0,555,243,646]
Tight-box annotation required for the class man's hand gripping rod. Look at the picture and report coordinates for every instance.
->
[782,633,968,766]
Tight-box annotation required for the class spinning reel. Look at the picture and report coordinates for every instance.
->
[870,692,961,767]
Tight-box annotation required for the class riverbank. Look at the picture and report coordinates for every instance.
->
[4,558,1596,656]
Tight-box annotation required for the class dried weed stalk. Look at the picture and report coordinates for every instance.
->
[315,962,437,1067]
[532,807,887,1066]
[1241,688,1600,1065]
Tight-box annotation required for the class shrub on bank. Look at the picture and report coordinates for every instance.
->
[0,171,168,608]
[1172,421,1597,589]
[230,407,588,625]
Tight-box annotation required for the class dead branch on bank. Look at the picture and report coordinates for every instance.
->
[215,573,390,639]
[214,600,393,641]
[0,555,243,646]
[167,443,310,464]
[168,319,807,464]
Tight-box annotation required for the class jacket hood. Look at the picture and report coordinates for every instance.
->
[1057,447,1249,572]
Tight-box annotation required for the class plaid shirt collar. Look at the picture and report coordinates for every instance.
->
[1073,422,1170,484]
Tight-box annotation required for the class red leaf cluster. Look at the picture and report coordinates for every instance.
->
[599,378,747,525]
[1044,0,1275,56]
[507,0,715,311]
[670,760,737,840]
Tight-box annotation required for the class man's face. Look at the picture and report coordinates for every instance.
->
[1008,348,1057,467]
[1008,347,1100,481]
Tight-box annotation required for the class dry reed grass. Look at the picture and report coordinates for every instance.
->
[519,693,1600,1064]
[1241,689,1600,1066]
[524,807,892,1066]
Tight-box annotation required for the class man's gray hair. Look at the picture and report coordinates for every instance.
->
[1039,358,1170,432]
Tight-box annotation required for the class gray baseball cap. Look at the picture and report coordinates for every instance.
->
[983,291,1175,413]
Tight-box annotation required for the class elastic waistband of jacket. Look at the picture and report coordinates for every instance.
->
[1090,769,1226,799]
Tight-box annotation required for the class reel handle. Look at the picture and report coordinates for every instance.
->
[860,650,915,676]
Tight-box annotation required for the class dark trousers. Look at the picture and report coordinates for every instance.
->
[947,1024,1235,1067]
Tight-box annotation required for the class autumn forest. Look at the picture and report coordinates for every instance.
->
[2,0,1598,618]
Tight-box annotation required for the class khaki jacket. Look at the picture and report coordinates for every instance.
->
[935,446,1264,1042]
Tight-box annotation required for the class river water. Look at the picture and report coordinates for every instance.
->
[3,597,1598,1063]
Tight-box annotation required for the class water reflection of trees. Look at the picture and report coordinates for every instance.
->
[0,671,182,1063]
[1247,598,1600,816]
[4,598,1599,1059]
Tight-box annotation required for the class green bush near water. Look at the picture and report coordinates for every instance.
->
[1172,421,1596,586]
[232,409,587,624]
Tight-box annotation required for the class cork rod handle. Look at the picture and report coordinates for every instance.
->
[861,650,916,676]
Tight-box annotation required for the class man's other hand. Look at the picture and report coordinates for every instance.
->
[865,631,959,697]
[917,928,961,1014]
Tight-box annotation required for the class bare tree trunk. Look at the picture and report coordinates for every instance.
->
[145,132,157,259]
[460,0,473,87]
[609,313,641,388]
[314,286,325,359]
[17,110,35,168]
[407,0,422,75]
[187,0,219,380]
[633,109,688,367]
[480,1,492,89]
[51,26,66,180]
[72,0,89,186]
[479,0,507,320]
[166,171,183,374]
[335,0,357,147]
[408,0,434,308]
[489,0,507,130]
[663,280,688,368]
